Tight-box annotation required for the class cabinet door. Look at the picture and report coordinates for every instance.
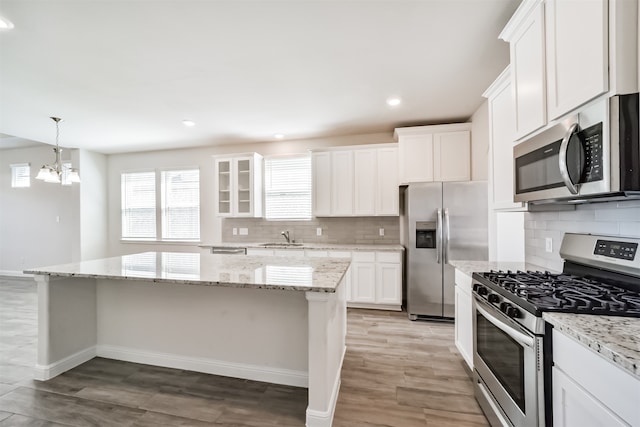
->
[489,78,524,210]
[331,151,354,216]
[433,131,471,182]
[398,134,434,183]
[312,152,331,216]
[511,2,546,139]
[375,262,401,305]
[552,367,627,427]
[545,0,607,121]
[234,157,253,216]
[353,149,377,216]
[351,261,375,303]
[454,285,473,369]
[376,146,399,215]
[216,159,232,216]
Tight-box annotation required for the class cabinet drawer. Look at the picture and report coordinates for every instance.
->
[376,252,401,263]
[352,251,375,262]
[274,249,305,258]
[553,330,640,426]
[328,251,351,259]
[305,250,329,258]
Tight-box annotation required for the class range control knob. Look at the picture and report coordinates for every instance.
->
[488,294,500,304]
[499,302,509,312]
[505,306,521,319]
[473,283,481,293]
[478,286,488,296]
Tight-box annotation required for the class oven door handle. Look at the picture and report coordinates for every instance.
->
[475,298,535,348]
[559,122,581,195]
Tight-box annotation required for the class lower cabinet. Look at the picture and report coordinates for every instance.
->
[454,269,473,369]
[552,330,640,427]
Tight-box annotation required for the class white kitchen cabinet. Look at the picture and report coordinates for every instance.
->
[214,153,263,217]
[350,252,376,304]
[312,144,399,217]
[312,152,331,217]
[454,269,473,369]
[483,66,526,211]
[545,0,608,121]
[354,149,377,216]
[500,0,546,140]
[433,131,471,182]
[274,249,305,258]
[331,151,354,216]
[552,330,640,427]
[376,146,399,216]
[375,252,402,306]
[395,123,472,184]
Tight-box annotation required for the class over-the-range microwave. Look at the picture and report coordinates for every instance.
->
[513,93,640,204]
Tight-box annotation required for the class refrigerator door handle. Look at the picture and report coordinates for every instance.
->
[436,208,443,264]
[444,208,450,264]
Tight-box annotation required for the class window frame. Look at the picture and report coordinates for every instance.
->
[263,153,312,221]
[120,167,201,243]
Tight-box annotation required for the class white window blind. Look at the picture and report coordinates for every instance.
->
[121,172,156,239]
[10,163,30,188]
[61,162,72,186]
[161,169,200,240]
[264,155,312,220]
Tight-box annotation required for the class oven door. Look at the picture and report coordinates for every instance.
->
[472,295,543,427]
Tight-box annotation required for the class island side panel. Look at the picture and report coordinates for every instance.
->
[305,276,347,427]
[95,279,309,386]
[35,275,97,380]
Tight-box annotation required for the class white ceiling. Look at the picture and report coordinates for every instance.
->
[0,0,519,154]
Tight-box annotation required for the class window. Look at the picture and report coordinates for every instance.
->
[264,154,312,220]
[121,172,156,239]
[121,169,200,241]
[161,169,200,240]
[10,163,30,188]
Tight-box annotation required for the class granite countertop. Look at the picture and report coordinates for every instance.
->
[544,312,640,380]
[25,252,351,293]
[448,260,552,277]
[199,242,405,252]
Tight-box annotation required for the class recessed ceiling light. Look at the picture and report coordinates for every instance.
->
[0,16,14,30]
[274,134,284,139]
[182,120,195,127]
[386,97,402,107]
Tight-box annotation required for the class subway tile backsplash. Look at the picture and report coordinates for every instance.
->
[222,217,400,245]
[525,200,640,271]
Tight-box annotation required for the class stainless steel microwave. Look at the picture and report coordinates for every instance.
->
[513,93,640,204]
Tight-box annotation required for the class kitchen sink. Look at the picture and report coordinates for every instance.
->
[259,242,304,248]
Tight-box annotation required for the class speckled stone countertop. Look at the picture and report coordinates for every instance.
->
[200,242,404,252]
[543,313,640,379]
[448,260,552,277]
[25,252,351,293]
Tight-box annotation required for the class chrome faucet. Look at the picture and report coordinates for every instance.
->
[281,230,290,244]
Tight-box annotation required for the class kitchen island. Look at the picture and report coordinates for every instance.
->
[26,252,350,427]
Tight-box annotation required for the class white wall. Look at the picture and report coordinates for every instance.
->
[0,145,80,273]
[470,100,489,181]
[79,150,108,261]
[107,132,394,256]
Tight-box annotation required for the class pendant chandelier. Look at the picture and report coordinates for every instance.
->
[35,117,80,184]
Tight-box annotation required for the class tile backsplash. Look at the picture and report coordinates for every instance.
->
[525,200,640,271]
[222,217,400,245]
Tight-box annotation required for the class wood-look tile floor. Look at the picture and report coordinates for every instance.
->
[0,278,488,426]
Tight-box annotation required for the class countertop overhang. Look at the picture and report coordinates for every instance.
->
[199,242,404,252]
[25,251,351,293]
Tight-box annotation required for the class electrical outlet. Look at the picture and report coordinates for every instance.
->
[545,237,553,253]
[316,227,322,236]
[379,228,385,237]
[239,228,248,236]
[232,228,238,235]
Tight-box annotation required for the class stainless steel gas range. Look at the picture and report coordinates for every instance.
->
[471,233,640,427]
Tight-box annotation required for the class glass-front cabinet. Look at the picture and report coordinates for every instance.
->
[214,153,263,217]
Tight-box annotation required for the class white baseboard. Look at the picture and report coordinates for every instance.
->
[96,345,308,387]
[347,302,401,311]
[34,346,97,381]
[306,345,346,427]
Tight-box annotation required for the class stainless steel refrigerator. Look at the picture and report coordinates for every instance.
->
[401,182,488,319]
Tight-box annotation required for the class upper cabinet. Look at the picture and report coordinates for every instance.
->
[500,0,546,140]
[483,66,526,211]
[395,123,471,184]
[500,0,638,140]
[312,144,399,217]
[214,153,263,218]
